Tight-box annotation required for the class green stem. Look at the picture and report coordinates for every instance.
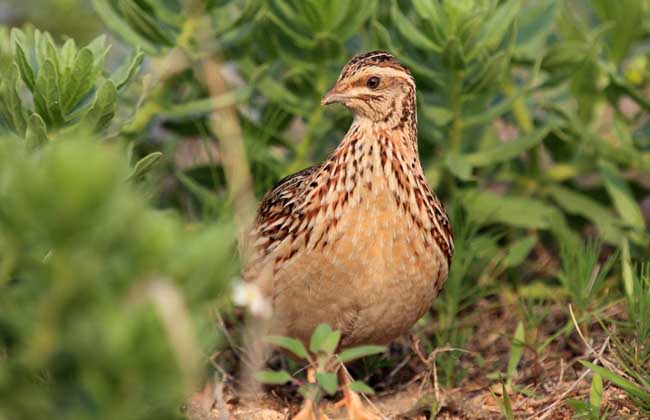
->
[439,69,464,194]
[505,82,533,134]
[504,78,538,174]
[449,71,464,154]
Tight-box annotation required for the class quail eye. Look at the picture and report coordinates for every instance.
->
[366,76,380,89]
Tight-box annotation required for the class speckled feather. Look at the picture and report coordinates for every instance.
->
[245,51,453,348]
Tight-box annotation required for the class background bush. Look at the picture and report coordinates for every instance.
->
[1,0,650,419]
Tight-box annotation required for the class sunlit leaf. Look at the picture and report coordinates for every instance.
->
[316,371,338,395]
[265,335,309,360]
[337,345,386,363]
[256,370,293,385]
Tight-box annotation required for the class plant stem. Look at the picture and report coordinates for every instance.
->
[449,70,464,154]
[504,78,538,174]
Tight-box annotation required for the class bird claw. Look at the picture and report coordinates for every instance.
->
[337,390,380,420]
[291,400,331,420]
[337,369,381,420]
[291,367,331,420]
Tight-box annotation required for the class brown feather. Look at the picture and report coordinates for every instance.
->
[244,51,453,347]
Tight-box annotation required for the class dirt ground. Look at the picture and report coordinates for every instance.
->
[183,300,646,420]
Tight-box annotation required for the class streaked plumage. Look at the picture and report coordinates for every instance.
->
[244,51,453,418]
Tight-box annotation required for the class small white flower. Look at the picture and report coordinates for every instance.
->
[232,279,272,319]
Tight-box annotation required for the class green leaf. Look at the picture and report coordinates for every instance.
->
[373,21,445,87]
[412,0,442,23]
[25,113,48,150]
[255,370,293,385]
[590,372,603,416]
[390,1,441,52]
[309,323,333,354]
[464,127,549,167]
[591,0,644,63]
[255,77,306,116]
[465,51,510,94]
[547,185,624,244]
[541,40,590,74]
[598,160,645,231]
[92,0,159,54]
[87,34,111,63]
[83,79,117,131]
[335,0,377,41]
[60,38,77,69]
[0,64,28,136]
[111,50,144,90]
[444,153,473,181]
[315,372,338,395]
[479,0,520,51]
[176,171,222,211]
[515,0,559,56]
[12,40,35,91]
[320,330,341,355]
[506,321,525,386]
[118,0,176,46]
[566,398,588,413]
[580,361,648,401]
[337,345,386,363]
[127,152,163,181]
[461,189,561,229]
[33,29,48,70]
[421,106,453,126]
[500,383,515,420]
[621,239,634,300]
[61,48,96,113]
[33,59,64,127]
[347,381,375,395]
[265,335,309,360]
[502,236,537,268]
[44,38,62,77]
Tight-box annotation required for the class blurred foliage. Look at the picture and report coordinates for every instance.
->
[0,135,235,419]
[86,0,650,250]
[1,0,650,418]
[2,0,102,43]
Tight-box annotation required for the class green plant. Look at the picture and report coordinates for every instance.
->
[0,133,236,420]
[490,383,515,420]
[625,263,650,361]
[0,27,143,145]
[2,0,650,417]
[581,361,650,414]
[428,206,497,386]
[76,0,650,258]
[589,262,650,414]
[257,324,385,411]
[557,238,616,315]
[567,372,610,420]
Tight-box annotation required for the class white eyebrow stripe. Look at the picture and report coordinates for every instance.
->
[359,67,415,88]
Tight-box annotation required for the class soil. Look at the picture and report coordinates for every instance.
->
[183,300,646,420]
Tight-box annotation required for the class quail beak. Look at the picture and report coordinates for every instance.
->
[321,85,347,106]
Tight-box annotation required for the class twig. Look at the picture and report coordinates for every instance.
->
[386,354,412,382]
[568,304,621,376]
[411,336,475,405]
[214,379,231,420]
[556,358,565,391]
[526,336,610,420]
